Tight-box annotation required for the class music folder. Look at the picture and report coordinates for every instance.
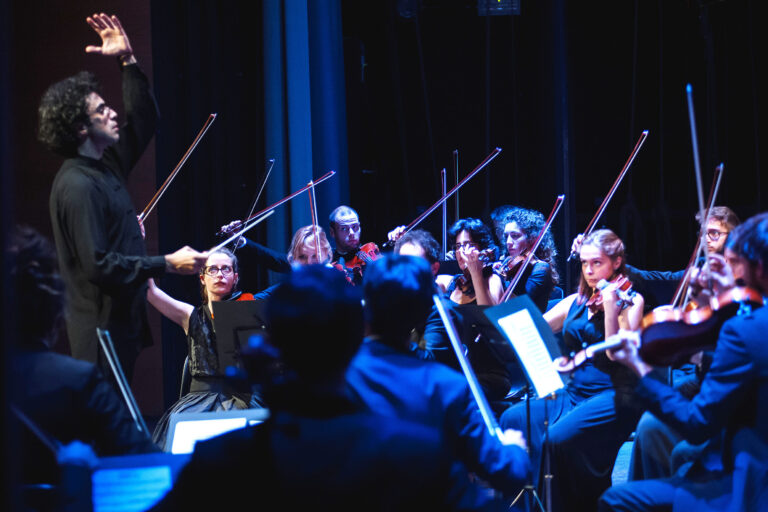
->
[483,295,564,399]
[210,299,268,374]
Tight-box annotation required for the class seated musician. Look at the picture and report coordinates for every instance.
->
[146,248,266,450]
[152,265,507,511]
[395,229,520,403]
[493,206,559,312]
[435,218,504,306]
[599,212,768,512]
[626,207,741,482]
[346,254,530,496]
[8,227,156,488]
[499,228,646,512]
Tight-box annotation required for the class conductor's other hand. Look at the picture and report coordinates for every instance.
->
[165,247,208,274]
[85,13,134,60]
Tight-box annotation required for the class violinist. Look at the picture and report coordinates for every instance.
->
[499,229,646,512]
[146,248,266,450]
[494,207,559,312]
[328,205,380,285]
[599,213,768,512]
[435,218,504,306]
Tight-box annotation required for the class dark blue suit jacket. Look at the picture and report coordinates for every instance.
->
[346,339,530,494]
[635,304,768,511]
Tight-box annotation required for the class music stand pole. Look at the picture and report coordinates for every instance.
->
[511,385,546,512]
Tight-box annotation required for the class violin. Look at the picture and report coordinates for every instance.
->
[454,248,496,295]
[333,242,382,285]
[495,254,528,281]
[638,286,763,367]
[586,275,636,314]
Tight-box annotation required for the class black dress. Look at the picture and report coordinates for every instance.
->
[152,304,265,451]
[499,299,642,511]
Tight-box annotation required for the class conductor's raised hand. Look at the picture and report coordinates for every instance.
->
[85,13,134,60]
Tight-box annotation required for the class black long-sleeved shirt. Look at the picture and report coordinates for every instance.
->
[49,64,165,367]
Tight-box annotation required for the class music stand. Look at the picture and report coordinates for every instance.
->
[210,300,268,387]
[484,296,565,512]
[454,303,534,396]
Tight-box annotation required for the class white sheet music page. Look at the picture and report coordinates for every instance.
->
[497,309,564,398]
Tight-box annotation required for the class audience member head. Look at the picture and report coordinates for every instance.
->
[267,265,363,382]
[394,229,441,276]
[38,72,102,157]
[287,225,332,266]
[363,254,435,344]
[7,226,65,348]
[577,229,626,302]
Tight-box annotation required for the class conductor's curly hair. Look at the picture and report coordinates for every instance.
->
[38,71,101,157]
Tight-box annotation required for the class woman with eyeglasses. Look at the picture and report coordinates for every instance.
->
[436,218,504,306]
[146,248,265,451]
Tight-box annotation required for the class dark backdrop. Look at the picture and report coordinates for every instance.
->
[6,0,766,412]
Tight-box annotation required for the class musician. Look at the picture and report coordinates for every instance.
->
[435,218,504,306]
[152,265,506,511]
[146,248,266,450]
[346,254,530,495]
[394,229,520,402]
[499,228,646,511]
[599,213,768,512]
[494,206,559,312]
[8,227,156,487]
[40,14,207,380]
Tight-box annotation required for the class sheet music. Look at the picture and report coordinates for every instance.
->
[497,309,564,398]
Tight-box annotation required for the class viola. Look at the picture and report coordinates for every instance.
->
[586,275,636,314]
[638,286,763,367]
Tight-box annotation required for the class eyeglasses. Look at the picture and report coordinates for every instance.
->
[204,265,234,276]
[454,241,479,252]
[706,229,728,241]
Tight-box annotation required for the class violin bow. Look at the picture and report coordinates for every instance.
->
[245,158,277,228]
[500,194,565,302]
[216,171,337,236]
[567,130,649,261]
[386,148,502,246]
[441,168,447,260]
[233,158,276,252]
[453,149,460,222]
[671,162,724,307]
[433,295,504,439]
[307,179,322,262]
[138,113,217,222]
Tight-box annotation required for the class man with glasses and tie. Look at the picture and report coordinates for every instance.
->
[40,13,207,381]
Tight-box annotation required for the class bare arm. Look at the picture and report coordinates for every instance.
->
[146,279,194,334]
[544,293,577,334]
